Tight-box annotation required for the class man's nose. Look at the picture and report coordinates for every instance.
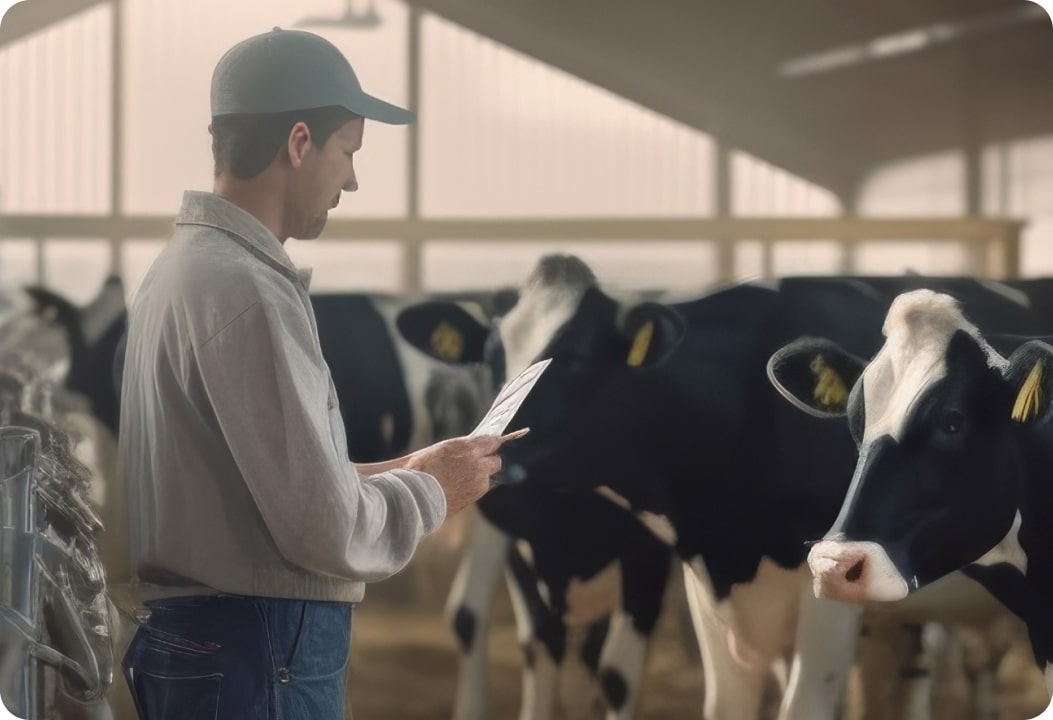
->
[344,177,359,192]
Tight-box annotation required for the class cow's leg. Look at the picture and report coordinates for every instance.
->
[505,545,563,720]
[851,616,931,720]
[592,611,648,720]
[446,513,509,720]
[683,562,770,720]
[592,545,670,720]
[778,576,861,720]
[898,623,934,720]
[956,620,1014,720]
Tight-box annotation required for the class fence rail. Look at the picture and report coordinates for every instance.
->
[0,215,1026,291]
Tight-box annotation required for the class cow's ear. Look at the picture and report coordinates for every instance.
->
[396,301,490,364]
[619,303,684,368]
[1006,341,1053,425]
[767,338,866,418]
[23,285,74,325]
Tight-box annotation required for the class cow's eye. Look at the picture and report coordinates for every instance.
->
[941,410,965,435]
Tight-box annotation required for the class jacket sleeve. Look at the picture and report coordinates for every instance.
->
[194,297,447,583]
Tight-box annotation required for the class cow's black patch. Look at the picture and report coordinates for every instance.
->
[452,606,476,652]
[581,617,610,675]
[599,668,628,711]
[312,294,412,462]
[506,542,566,663]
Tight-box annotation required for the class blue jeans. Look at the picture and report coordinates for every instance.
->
[122,595,353,720]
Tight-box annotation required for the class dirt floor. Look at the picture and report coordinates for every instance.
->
[345,515,1051,720]
[346,556,709,720]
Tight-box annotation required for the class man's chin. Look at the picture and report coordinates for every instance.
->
[294,217,328,241]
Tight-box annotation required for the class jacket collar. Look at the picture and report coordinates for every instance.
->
[175,191,313,290]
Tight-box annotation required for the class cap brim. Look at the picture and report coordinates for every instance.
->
[354,92,414,125]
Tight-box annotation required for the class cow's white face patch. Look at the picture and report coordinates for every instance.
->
[808,540,909,603]
[499,257,596,379]
[499,284,583,380]
[974,510,1028,573]
[860,290,1003,445]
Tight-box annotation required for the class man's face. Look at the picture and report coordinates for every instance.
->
[288,116,364,240]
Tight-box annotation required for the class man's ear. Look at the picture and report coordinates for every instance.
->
[619,302,684,368]
[1006,340,1053,425]
[767,337,866,418]
[287,121,312,168]
[397,301,490,364]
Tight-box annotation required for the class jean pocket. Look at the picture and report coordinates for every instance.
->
[128,670,222,720]
[286,604,351,680]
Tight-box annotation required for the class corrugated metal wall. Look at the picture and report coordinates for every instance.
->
[0,3,112,215]
[420,14,715,218]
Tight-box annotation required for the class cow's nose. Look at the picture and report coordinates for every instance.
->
[845,558,865,583]
[808,540,909,603]
[808,542,873,602]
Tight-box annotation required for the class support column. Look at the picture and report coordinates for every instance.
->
[403,6,423,294]
[109,0,124,276]
[713,121,734,284]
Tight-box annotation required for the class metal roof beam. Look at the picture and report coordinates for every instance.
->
[0,0,109,49]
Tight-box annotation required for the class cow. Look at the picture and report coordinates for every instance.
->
[398,262,685,720]
[23,277,127,438]
[767,288,1053,697]
[397,254,1053,720]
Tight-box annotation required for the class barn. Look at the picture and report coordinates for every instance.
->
[1,0,1053,718]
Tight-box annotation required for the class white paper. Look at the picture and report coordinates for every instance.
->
[469,359,552,438]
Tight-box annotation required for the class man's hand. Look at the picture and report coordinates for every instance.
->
[404,435,505,515]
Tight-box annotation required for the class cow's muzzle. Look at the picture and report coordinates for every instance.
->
[807,540,909,603]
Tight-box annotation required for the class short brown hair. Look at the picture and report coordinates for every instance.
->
[209,106,355,179]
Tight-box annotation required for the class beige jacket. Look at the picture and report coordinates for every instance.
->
[119,191,445,602]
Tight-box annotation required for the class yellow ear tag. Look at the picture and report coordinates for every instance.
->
[430,321,464,362]
[810,355,849,409]
[1012,360,1044,423]
[627,320,655,368]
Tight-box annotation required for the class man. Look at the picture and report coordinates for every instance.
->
[119,28,504,719]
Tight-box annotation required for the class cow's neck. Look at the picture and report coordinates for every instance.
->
[967,424,1053,673]
[1018,423,1053,673]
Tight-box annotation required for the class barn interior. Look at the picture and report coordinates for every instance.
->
[2,0,1053,718]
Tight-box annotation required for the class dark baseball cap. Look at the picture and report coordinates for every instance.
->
[210,27,413,124]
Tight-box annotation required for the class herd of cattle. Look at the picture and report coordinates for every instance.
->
[9,253,1053,720]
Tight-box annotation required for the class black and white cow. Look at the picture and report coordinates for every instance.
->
[768,288,1053,696]
[398,262,683,720]
[398,255,1053,720]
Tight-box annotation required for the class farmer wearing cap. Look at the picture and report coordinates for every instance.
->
[118,28,503,719]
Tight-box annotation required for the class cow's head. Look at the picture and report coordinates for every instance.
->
[22,278,127,435]
[769,289,1051,603]
[397,255,684,481]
